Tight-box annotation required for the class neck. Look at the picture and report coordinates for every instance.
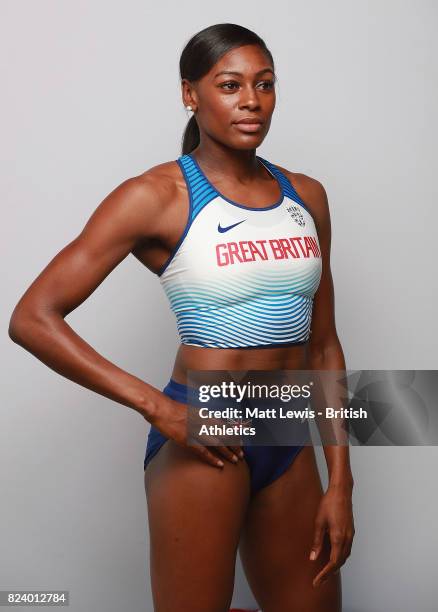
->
[190,141,261,182]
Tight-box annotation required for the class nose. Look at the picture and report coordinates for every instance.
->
[237,85,261,110]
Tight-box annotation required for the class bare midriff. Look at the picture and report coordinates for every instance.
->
[171,343,309,385]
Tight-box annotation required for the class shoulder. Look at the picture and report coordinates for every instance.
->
[82,159,184,244]
[274,163,331,230]
[106,160,184,233]
[103,159,181,210]
[128,159,182,206]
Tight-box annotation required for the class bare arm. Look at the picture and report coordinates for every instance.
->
[291,173,354,585]
[295,175,353,486]
[8,174,166,421]
[8,171,241,469]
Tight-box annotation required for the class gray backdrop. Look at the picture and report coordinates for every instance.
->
[1,1,437,610]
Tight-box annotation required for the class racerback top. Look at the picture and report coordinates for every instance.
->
[157,153,323,349]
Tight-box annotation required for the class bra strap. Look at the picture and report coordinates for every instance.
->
[177,154,218,222]
[257,156,310,212]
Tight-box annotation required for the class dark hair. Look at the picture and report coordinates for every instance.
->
[179,23,275,154]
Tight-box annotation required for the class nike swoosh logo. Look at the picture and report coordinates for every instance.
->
[217,219,247,233]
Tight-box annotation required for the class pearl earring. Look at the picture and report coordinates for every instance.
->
[185,105,193,111]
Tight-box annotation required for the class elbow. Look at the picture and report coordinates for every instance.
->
[308,335,345,369]
[308,343,326,369]
[8,306,31,345]
[8,303,47,346]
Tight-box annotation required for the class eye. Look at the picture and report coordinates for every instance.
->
[218,79,275,92]
[219,81,240,90]
[257,80,275,90]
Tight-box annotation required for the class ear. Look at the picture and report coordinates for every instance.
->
[181,78,198,111]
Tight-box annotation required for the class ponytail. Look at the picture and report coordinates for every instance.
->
[181,114,200,155]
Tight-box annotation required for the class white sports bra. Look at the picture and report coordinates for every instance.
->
[157,152,322,349]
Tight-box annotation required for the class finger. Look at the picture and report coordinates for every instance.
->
[313,536,344,587]
[191,444,225,468]
[333,531,348,562]
[205,434,241,462]
[216,445,239,464]
[313,560,338,587]
[309,521,326,561]
[342,531,354,560]
[198,432,236,457]
[229,445,245,459]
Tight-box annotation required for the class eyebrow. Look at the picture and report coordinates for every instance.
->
[214,68,275,78]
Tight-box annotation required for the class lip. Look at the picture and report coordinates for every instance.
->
[233,122,264,133]
[234,118,264,124]
[232,118,264,134]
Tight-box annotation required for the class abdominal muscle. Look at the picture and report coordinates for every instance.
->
[171,343,309,386]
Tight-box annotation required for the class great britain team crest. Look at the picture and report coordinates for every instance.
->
[286,203,306,227]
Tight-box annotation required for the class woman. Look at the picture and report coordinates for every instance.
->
[9,23,354,612]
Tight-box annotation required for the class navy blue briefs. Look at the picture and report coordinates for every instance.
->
[144,378,311,494]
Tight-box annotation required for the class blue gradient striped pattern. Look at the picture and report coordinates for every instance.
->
[179,154,218,222]
[161,265,322,348]
[257,156,312,213]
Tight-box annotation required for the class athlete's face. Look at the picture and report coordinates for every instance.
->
[182,44,276,150]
